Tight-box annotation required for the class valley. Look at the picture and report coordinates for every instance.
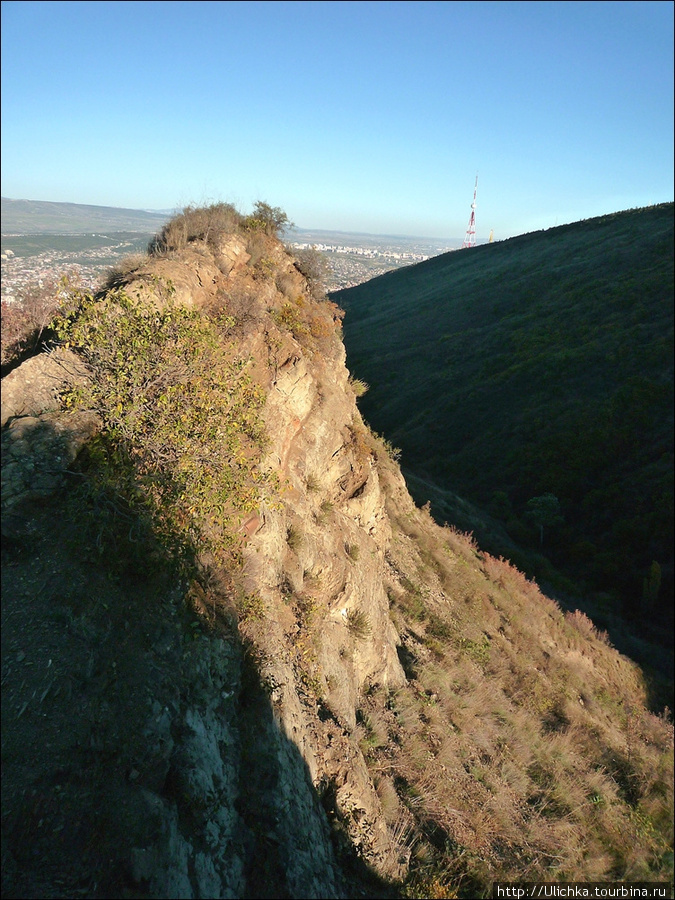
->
[335,204,674,706]
[1,198,462,299]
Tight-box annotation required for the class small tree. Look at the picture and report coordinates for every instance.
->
[247,201,293,237]
[294,246,329,300]
[642,560,662,612]
[1,271,79,369]
[525,493,564,546]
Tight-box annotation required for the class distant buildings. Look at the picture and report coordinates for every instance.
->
[1,235,455,301]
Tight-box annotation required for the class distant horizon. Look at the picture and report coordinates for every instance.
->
[0,195,462,242]
[4,194,673,246]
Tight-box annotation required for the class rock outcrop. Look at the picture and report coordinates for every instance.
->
[0,230,410,898]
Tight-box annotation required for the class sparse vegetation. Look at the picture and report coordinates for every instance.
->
[345,541,361,562]
[4,201,672,899]
[148,202,243,255]
[305,472,320,493]
[293,245,330,300]
[286,523,303,551]
[1,270,80,371]
[357,482,674,893]
[100,252,148,290]
[315,499,334,525]
[349,375,370,397]
[345,608,372,640]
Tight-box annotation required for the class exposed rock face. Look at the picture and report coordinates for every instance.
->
[238,303,409,878]
[1,347,91,427]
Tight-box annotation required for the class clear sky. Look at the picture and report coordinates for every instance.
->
[1,0,673,239]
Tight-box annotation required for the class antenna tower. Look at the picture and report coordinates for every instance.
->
[462,175,477,248]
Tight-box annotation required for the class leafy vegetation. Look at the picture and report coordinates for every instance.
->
[335,203,674,685]
[51,285,275,574]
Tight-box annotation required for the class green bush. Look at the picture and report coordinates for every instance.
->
[52,287,274,569]
[242,201,293,237]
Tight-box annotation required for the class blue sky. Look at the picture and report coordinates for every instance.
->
[1,0,673,239]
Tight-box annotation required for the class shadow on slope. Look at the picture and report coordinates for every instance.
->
[0,453,398,900]
[401,468,674,713]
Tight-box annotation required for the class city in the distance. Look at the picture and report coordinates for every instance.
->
[0,197,474,300]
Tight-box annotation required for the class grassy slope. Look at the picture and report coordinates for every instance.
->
[334,204,674,665]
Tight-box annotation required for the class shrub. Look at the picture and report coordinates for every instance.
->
[565,608,610,644]
[305,473,320,493]
[293,246,329,300]
[1,271,79,370]
[51,287,273,570]
[349,376,370,398]
[148,202,243,255]
[287,524,303,551]
[100,253,147,290]
[345,542,361,562]
[316,499,334,525]
[345,608,372,640]
[271,302,308,338]
[242,201,293,237]
[238,592,266,621]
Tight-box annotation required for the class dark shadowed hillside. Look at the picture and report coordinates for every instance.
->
[334,204,674,693]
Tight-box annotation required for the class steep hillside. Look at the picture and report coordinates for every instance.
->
[334,204,674,684]
[2,205,672,898]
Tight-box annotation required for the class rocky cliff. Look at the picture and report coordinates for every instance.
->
[2,210,672,898]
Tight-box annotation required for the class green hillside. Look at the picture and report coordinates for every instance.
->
[334,204,674,665]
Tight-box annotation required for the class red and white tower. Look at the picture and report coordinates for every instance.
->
[462,176,477,248]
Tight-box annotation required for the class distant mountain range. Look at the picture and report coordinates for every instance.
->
[1,197,171,234]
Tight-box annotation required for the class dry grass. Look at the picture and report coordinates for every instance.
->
[100,253,148,290]
[148,202,243,255]
[363,456,674,890]
[1,271,80,369]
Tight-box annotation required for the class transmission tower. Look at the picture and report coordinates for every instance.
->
[462,175,478,248]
